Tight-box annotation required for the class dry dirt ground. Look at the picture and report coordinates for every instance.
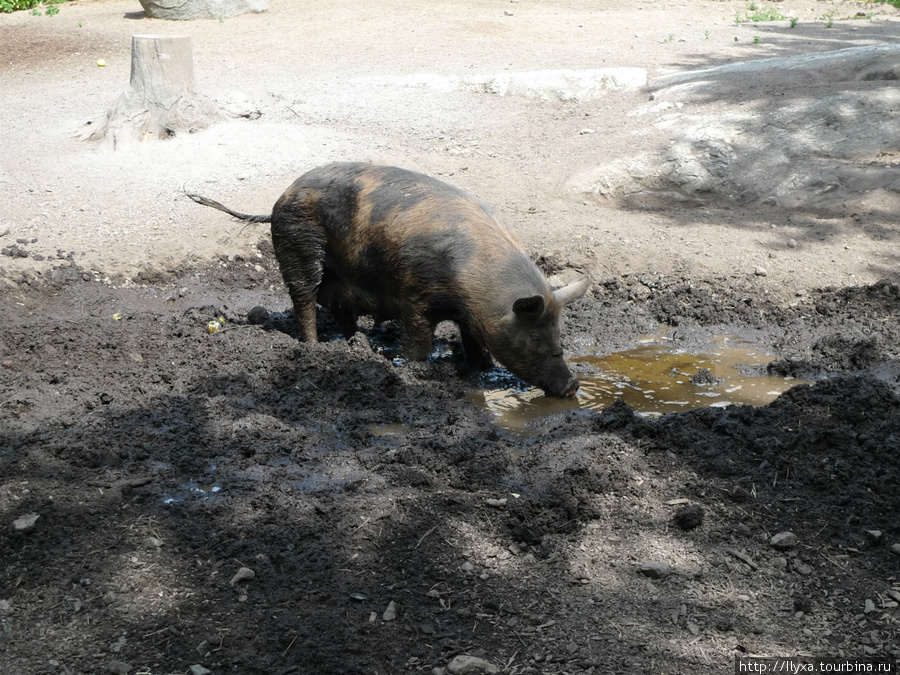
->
[2,1,900,674]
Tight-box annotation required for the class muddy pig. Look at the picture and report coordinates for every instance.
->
[187,162,590,397]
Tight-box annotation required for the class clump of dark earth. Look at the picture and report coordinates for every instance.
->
[1,248,899,674]
[672,503,705,531]
[689,368,722,386]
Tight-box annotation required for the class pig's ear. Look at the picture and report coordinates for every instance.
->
[552,276,590,306]
[513,294,545,317]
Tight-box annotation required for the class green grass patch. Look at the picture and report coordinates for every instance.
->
[1,0,67,13]
[735,2,786,23]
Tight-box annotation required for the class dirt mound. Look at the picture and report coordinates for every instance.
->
[2,255,899,674]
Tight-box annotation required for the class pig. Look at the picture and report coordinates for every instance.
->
[187,162,590,397]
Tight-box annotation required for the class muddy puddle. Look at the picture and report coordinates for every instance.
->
[470,333,808,431]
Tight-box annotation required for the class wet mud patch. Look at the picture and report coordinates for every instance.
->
[1,262,899,674]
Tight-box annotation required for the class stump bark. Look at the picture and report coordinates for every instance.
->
[81,34,221,148]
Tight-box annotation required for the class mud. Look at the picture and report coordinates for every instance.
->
[2,245,899,675]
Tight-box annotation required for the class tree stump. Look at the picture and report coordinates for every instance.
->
[81,34,221,148]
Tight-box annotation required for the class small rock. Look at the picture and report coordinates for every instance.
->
[485,498,507,508]
[638,561,671,579]
[503,9,513,15]
[382,600,397,621]
[460,562,475,573]
[788,238,798,248]
[864,599,876,614]
[770,531,798,550]
[107,662,132,675]
[12,513,39,533]
[754,266,768,277]
[887,590,900,603]
[891,543,900,556]
[229,567,255,585]
[794,562,813,576]
[579,128,596,135]
[447,654,500,674]
[189,666,212,675]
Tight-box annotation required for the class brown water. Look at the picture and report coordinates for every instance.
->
[469,334,806,431]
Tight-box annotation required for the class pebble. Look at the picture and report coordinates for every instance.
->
[770,531,798,550]
[754,266,768,277]
[788,238,798,248]
[794,562,813,576]
[890,543,900,556]
[485,498,507,508]
[107,662,132,675]
[447,654,500,674]
[638,561,671,579]
[864,599,876,614]
[382,600,397,621]
[12,513,39,533]
[229,567,255,585]
[189,666,212,675]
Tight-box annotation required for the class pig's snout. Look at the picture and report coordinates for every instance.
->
[563,378,580,398]
[543,376,580,398]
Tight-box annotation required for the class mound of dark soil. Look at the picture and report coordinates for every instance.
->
[1,258,898,674]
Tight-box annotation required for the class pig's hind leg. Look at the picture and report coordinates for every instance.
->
[270,208,327,343]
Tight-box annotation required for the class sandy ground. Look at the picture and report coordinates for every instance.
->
[1,0,899,294]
